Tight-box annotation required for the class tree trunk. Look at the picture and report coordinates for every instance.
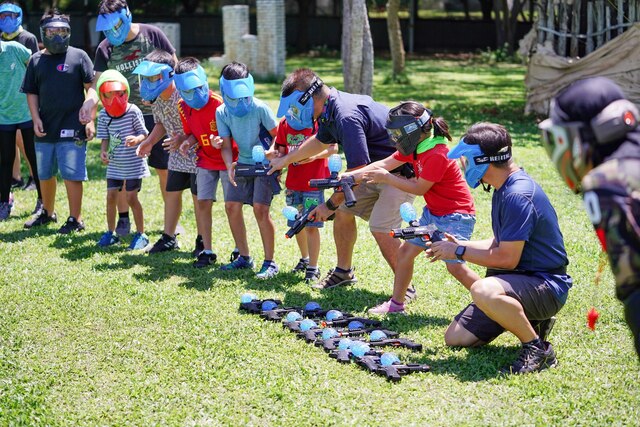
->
[479,0,493,21]
[387,0,405,78]
[296,0,310,52]
[342,0,374,95]
[493,0,524,55]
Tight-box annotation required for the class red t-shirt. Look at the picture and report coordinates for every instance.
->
[393,144,475,217]
[275,119,329,192]
[178,91,238,170]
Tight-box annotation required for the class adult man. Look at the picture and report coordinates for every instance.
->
[429,122,572,374]
[269,68,415,290]
[78,0,177,237]
[540,76,640,359]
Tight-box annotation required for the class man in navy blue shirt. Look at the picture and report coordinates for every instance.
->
[429,122,572,375]
[269,68,415,290]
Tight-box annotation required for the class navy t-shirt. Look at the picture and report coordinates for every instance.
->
[315,88,395,169]
[21,47,95,142]
[1,29,38,54]
[491,169,572,299]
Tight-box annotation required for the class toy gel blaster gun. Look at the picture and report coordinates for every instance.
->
[239,294,284,314]
[284,314,382,335]
[356,353,431,382]
[260,301,350,322]
[322,329,422,352]
[234,146,281,193]
[389,202,445,243]
[282,205,335,239]
[308,154,357,208]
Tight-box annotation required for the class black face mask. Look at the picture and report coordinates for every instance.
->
[42,33,69,54]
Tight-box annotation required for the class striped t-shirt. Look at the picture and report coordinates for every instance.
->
[97,105,150,180]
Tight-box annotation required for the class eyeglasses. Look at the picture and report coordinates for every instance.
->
[0,12,19,19]
[43,27,70,39]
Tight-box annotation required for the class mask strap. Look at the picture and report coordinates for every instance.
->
[298,78,324,105]
[473,147,512,165]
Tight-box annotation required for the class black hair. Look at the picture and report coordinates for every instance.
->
[98,0,128,14]
[175,56,200,74]
[462,122,512,167]
[40,8,69,25]
[281,68,321,98]
[144,49,175,69]
[220,61,249,80]
[391,101,452,141]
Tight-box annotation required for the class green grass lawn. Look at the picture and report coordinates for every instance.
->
[1,56,638,425]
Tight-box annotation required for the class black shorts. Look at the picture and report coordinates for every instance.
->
[143,115,169,170]
[107,178,142,192]
[0,120,33,131]
[166,170,197,195]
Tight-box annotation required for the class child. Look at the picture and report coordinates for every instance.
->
[132,49,203,256]
[21,10,95,233]
[96,69,150,250]
[274,116,337,283]
[348,101,477,315]
[174,57,239,268]
[217,61,279,279]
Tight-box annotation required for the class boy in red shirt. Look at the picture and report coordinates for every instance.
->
[347,101,478,314]
[174,57,238,268]
[274,118,337,282]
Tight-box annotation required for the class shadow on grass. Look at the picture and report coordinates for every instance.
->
[0,226,59,243]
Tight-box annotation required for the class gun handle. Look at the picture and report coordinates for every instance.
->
[323,339,338,351]
[342,182,357,208]
[337,349,351,363]
[383,366,402,382]
[398,339,423,352]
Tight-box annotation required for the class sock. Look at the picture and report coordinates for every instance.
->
[202,249,214,255]
[118,212,129,219]
[264,259,276,266]
[524,337,544,350]
[335,266,352,274]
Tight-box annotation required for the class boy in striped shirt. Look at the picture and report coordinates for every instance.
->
[96,69,150,250]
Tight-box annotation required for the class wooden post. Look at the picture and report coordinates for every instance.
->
[570,0,581,57]
[587,1,594,54]
[617,0,624,36]
[596,0,604,49]
[605,5,611,42]
[546,0,555,51]
[537,0,547,45]
[558,1,568,56]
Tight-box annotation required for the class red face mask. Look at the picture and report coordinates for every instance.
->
[99,81,129,117]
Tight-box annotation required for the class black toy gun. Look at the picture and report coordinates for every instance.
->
[262,307,351,322]
[284,316,381,333]
[308,154,357,208]
[389,202,444,243]
[330,347,384,364]
[306,327,400,345]
[282,205,335,239]
[355,354,431,382]
[239,294,283,314]
[234,145,281,194]
[322,336,422,352]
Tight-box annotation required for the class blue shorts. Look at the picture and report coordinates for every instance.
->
[35,141,88,181]
[226,171,276,206]
[408,206,475,263]
[285,189,325,228]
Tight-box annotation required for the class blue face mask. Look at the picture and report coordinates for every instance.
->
[0,4,22,34]
[447,139,490,189]
[174,65,210,109]
[0,3,22,34]
[219,75,255,118]
[133,61,174,103]
[276,78,323,131]
[96,8,132,46]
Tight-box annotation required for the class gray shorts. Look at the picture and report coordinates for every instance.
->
[455,273,566,343]
[225,174,275,206]
[196,168,231,201]
[338,179,415,232]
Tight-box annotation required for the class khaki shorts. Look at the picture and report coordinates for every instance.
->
[338,179,415,232]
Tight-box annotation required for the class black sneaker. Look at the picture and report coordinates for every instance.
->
[193,250,216,268]
[192,235,204,257]
[58,216,85,234]
[11,177,24,189]
[148,233,180,254]
[534,316,557,342]
[291,257,310,274]
[24,209,57,229]
[500,341,558,375]
[311,267,357,290]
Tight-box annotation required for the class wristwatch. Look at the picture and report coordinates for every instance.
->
[455,245,466,261]
[326,198,338,211]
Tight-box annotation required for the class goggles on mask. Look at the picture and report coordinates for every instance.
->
[0,3,22,34]
[276,78,323,131]
[448,139,512,189]
[386,107,431,156]
[96,7,132,46]
[40,16,71,55]
[132,60,174,103]
[219,74,255,118]
[99,81,129,118]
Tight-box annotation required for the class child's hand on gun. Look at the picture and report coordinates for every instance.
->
[100,150,109,165]
[125,135,144,147]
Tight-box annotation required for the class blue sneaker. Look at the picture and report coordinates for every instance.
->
[128,232,149,250]
[220,255,254,271]
[98,231,119,247]
[256,260,279,279]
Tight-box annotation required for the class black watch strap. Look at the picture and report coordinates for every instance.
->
[326,198,338,211]
[455,245,467,260]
